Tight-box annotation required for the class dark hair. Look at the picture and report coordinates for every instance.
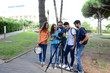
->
[58,21,63,24]
[50,24,56,35]
[41,22,48,31]
[64,22,69,25]
[74,20,81,25]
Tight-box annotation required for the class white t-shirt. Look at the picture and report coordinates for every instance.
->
[67,28,76,45]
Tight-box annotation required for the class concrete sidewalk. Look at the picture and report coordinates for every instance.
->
[0,30,23,39]
[0,43,77,73]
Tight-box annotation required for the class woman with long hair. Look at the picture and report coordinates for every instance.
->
[49,24,60,69]
[37,22,49,67]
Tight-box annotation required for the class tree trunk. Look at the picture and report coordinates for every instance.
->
[60,0,63,21]
[97,11,102,35]
[38,0,47,28]
[53,0,58,24]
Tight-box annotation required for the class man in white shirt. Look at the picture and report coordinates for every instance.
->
[63,22,76,70]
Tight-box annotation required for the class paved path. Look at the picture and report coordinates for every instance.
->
[0,43,77,73]
[0,30,23,40]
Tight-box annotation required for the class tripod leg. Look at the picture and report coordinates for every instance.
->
[45,44,60,72]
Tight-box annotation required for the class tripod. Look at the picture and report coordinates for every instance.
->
[45,38,71,73]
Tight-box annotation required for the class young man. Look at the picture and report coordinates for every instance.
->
[74,20,89,73]
[57,21,67,67]
[63,22,76,70]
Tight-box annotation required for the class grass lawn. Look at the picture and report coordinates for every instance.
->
[0,31,38,60]
[94,33,110,38]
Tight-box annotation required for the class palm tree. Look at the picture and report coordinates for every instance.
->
[38,0,47,28]
[60,0,63,21]
[53,0,58,24]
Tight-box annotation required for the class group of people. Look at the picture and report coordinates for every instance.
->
[36,20,89,73]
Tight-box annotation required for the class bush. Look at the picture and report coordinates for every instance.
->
[0,17,23,34]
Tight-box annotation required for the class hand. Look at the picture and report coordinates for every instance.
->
[79,41,83,45]
[36,43,39,47]
[71,46,74,50]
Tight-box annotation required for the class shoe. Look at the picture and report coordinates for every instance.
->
[54,66,57,69]
[48,66,52,69]
[65,66,73,70]
[78,71,84,73]
[62,64,68,68]
[40,62,43,67]
[59,63,63,68]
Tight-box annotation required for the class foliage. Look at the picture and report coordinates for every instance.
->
[82,21,93,30]
[0,17,23,34]
[106,24,110,30]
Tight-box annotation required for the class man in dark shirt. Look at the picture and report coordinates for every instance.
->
[57,21,67,67]
[74,20,89,73]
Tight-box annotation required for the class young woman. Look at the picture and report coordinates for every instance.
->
[49,24,61,69]
[37,22,49,67]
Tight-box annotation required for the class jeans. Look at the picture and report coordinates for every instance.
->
[50,44,59,64]
[76,44,85,72]
[64,45,75,67]
[39,44,47,63]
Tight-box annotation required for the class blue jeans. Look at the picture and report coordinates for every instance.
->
[39,44,47,63]
[50,44,59,64]
[64,45,75,67]
[76,44,85,72]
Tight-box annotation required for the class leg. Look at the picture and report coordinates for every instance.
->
[39,44,43,63]
[50,44,55,64]
[76,44,85,72]
[64,45,70,65]
[55,44,60,65]
[43,44,47,63]
[70,46,75,67]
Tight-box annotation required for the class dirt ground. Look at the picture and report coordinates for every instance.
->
[81,37,110,73]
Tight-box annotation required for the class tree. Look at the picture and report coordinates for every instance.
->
[82,0,110,35]
[60,0,63,21]
[38,0,47,28]
[53,0,58,23]
[106,24,110,30]
[82,21,93,30]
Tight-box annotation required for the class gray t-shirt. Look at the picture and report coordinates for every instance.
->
[67,28,76,45]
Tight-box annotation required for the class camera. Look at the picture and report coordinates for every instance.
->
[58,32,63,38]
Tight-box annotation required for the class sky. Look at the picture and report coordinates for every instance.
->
[0,0,109,29]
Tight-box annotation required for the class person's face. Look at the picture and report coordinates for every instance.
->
[46,24,49,29]
[64,25,69,30]
[54,25,57,31]
[74,23,79,28]
[58,23,63,29]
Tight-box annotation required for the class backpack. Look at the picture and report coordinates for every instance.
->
[79,27,88,45]
[70,28,77,36]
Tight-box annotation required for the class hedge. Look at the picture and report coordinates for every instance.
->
[0,18,23,34]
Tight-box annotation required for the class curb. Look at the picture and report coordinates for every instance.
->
[0,59,5,65]
[5,49,33,63]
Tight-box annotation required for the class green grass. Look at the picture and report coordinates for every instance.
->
[99,60,107,68]
[94,34,110,38]
[0,31,38,59]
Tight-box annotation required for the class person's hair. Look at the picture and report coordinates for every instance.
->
[41,22,48,31]
[58,21,63,24]
[74,20,81,25]
[64,22,69,25]
[50,24,56,35]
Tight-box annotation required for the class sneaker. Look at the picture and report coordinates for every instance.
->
[62,64,68,68]
[78,71,84,73]
[54,66,57,69]
[65,67,70,70]
[59,63,63,68]
[65,66,73,70]
[48,66,52,69]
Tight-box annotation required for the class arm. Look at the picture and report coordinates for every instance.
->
[49,33,55,41]
[71,34,76,50]
[79,33,89,45]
